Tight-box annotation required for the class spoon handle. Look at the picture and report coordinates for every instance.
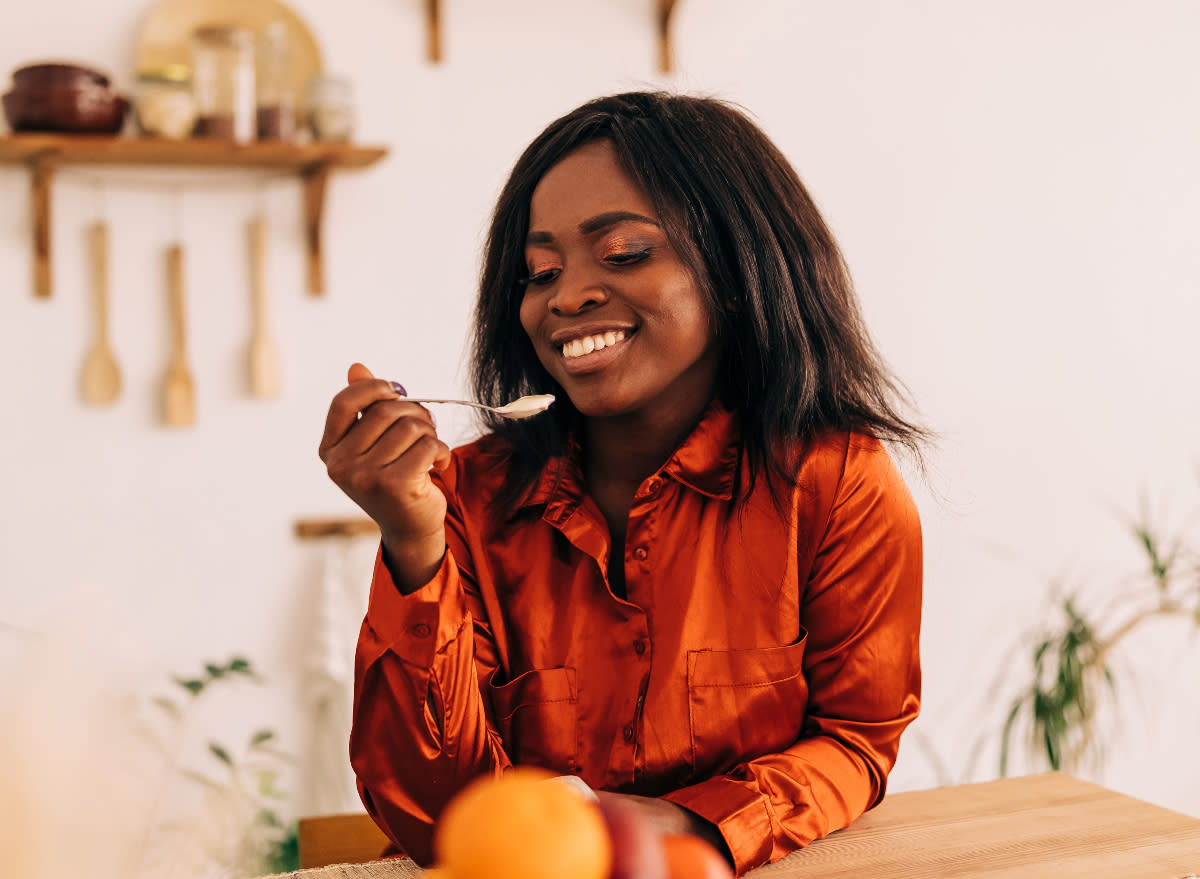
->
[401,398,496,412]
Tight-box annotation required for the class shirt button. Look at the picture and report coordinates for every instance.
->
[623,724,636,743]
[633,639,647,656]
[645,478,662,496]
[633,546,648,562]
[411,622,432,638]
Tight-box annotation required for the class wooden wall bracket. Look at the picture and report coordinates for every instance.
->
[426,0,442,63]
[31,151,59,298]
[658,0,679,73]
[302,160,332,296]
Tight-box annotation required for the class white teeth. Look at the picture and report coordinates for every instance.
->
[562,330,626,359]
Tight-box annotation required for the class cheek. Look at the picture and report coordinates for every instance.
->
[518,294,537,339]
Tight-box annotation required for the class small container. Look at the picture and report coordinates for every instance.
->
[134,65,196,139]
[190,25,255,142]
[306,74,354,142]
[256,21,296,141]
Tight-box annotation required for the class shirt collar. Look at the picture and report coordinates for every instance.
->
[521,400,740,512]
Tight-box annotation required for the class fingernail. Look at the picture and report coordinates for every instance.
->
[391,381,407,397]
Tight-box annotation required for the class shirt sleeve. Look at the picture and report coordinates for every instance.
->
[661,436,923,875]
[349,465,512,866]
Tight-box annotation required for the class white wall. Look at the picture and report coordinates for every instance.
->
[2,0,1198,828]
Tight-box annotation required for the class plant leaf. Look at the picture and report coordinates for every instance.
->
[208,742,234,766]
[250,729,276,747]
[229,656,254,675]
[204,663,226,679]
[174,677,205,696]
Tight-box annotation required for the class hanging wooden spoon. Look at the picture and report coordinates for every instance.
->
[80,221,121,406]
[248,217,282,398]
[163,243,196,427]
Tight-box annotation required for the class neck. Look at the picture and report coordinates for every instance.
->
[582,397,713,489]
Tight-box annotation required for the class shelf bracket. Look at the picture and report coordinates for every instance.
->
[426,0,442,63]
[657,0,679,73]
[302,160,332,296]
[30,151,59,298]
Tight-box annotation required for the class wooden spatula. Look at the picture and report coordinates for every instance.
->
[80,221,121,406]
[248,217,282,398]
[163,243,196,427]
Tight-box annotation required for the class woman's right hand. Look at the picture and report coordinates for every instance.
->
[319,362,452,592]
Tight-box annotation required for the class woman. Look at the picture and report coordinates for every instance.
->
[319,90,926,876]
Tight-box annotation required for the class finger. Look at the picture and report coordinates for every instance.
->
[372,429,451,479]
[319,379,405,460]
[348,362,375,384]
[338,400,438,463]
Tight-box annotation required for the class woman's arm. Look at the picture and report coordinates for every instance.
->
[350,460,511,866]
[662,436,922,874]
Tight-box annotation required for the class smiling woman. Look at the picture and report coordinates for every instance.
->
[318,90,930,877]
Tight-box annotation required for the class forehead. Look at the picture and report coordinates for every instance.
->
[528,140,656,232]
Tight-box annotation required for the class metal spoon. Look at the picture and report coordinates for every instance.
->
[402,393,556,420]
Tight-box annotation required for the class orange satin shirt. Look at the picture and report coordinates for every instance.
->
[351,404,922,875]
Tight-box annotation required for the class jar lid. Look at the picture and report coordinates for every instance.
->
[137,64,192,84]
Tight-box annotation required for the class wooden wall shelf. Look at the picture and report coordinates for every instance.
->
[0,135,389,298]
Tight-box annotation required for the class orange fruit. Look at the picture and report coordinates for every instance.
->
[433,767,612,879]
[662,833,735,879]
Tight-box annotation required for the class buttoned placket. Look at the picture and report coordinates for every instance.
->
[620,473,667,775]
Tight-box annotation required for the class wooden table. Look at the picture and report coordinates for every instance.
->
[257,773,1200,879]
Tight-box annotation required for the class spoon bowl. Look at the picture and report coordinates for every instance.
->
[403,393,555,420]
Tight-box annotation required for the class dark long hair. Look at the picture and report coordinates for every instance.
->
[471,91,929,507]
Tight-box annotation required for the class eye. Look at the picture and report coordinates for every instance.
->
[519,268,561,287]
[604,248,652,266]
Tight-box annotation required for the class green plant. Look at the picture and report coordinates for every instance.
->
[998,500,1200,776]
[139,656,301,877]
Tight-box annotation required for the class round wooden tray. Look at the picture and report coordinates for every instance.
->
[134,0,324,106]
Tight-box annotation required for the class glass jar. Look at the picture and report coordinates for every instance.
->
[307,74,354,142]
[134,65,196,140]
[191,25,255,142]
[256,21,296,141]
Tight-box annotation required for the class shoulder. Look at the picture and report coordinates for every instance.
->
[795,430,920,527]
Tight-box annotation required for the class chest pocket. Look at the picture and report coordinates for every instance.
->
[686,632,809,778]
[487,666,579,772]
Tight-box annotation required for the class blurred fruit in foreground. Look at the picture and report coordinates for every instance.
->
[432,768,612,879]
[597,796,669,879]
[662,832,735,879]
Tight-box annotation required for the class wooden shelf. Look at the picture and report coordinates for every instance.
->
[0,135,388,298]
[294,517,379,539]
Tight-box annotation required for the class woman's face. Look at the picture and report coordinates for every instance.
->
[519,140,720,423]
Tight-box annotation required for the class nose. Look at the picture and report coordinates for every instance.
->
[547,268,608,316]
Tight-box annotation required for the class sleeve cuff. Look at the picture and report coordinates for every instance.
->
[662,775,775,874]
[365,545,468,667]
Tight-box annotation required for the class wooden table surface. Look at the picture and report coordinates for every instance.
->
[258,772,1200,879]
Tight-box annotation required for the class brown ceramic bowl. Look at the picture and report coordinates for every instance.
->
[12,62,110,90]
[3,83,128,134]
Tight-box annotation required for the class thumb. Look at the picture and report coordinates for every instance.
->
[347,362,375,384]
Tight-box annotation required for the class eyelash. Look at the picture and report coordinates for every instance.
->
[518,248,653,287]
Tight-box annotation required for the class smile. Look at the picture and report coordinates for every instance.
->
[561,330,627,359]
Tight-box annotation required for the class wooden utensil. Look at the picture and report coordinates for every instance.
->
[163,243,196,426]
[80,221,122,406]
[248,217,282,397]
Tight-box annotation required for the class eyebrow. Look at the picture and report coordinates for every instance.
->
[526,210,661,245]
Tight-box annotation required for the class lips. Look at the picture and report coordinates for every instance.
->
[562,329,627,359]
[548,325,635,374]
